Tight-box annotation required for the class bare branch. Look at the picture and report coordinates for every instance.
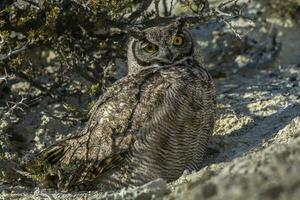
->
[57,48,98,83]
[89,0,252,39]
[4,96,28,116]
[141,13,213,28]
[220,18,243,39]
[169,0,175,16]
[125,0,252,29]
[222,16,255,39]
[213,0,253,39]
[128,0,153,21]
[0,68,9,84]
[21,0,40,8]
[162,0,169,16]
[0,42,29,61]
[217,0,250,16]
[0,34,4,48]
[154,0,160,18]
[0,76,6,81]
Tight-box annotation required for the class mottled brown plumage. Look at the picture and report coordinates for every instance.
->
[26,23,216,191]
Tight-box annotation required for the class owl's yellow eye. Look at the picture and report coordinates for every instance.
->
[143,43,158,53]
[172,35,184,46]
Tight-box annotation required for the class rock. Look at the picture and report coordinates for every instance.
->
[102,179,169,200]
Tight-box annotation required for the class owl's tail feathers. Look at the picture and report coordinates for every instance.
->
[25,142,70,188]
[0,143,69,187]
[26,142,68,169]
[40,144,68,165]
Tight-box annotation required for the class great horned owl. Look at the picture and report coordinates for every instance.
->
[26,22,216,191]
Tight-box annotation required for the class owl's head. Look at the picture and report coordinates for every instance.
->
[127,22,197,74]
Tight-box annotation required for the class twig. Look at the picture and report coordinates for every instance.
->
[141,13,213,28]
[0,42,29,61]
[162,0,169,16]
[57,48,98,83]
[128,0,153,21]
[169,0,175,16]
[219,17,243,39]
[217,0,250,16]
[0,34,4,48]
[0,68,8,83]
[99,0,252,37]
[21,0,40,8]
[154,0,160,18]
[4,96,28,116]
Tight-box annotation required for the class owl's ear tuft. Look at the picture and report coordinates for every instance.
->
[168,18,186,34]
[175,17,186,29]
[128,27,145,40]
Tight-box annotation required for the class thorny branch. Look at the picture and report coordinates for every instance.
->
[4,96,28,116]
[0,96,28,159]
[128,0,153,21]
[0,96,28,128]
[154,0,160,17]
[0,68,8,83]
[217,0,250,16]
[122,0,252,39]
[20,0,40,8]
[0,0,252,62]
[0,42,29,61]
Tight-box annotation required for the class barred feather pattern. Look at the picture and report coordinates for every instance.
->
[26,23,216,191]
[27,59,216,191]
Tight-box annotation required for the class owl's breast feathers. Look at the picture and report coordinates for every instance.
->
[26,60,215,189]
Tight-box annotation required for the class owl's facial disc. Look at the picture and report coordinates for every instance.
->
[132,28,193,67]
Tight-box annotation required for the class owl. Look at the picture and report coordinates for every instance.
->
[26,22,216,191]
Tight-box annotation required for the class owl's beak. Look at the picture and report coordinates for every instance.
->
[153,48,173,64]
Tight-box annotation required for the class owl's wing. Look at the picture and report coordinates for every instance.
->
[26,67,167,189]
[26,138,130,190]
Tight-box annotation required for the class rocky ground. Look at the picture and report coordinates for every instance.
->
[1,1,300,199]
